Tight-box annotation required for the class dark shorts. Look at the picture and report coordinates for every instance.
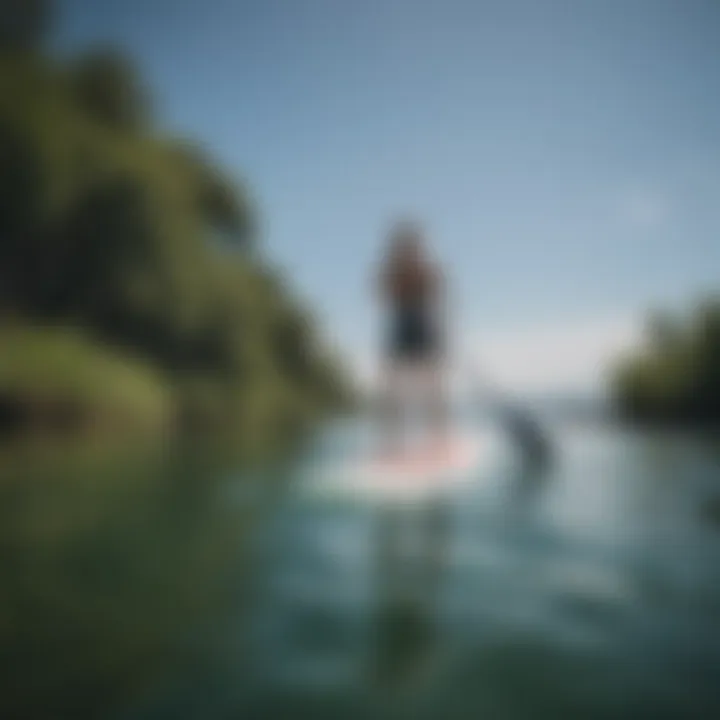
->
[386,308,441,362]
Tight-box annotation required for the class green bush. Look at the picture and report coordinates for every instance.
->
[611,297,720,424]
[0,324,173,432]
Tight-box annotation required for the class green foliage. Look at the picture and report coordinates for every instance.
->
[168,141,255,244]
[0,324,174,431]
[0,0,51,51]
[0,5,352,440]
[611,296,720,424]
[68,48,150,131]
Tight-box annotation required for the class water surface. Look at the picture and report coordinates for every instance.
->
[2,419,720,719]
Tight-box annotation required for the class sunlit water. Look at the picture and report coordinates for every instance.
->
[2,417,720,719]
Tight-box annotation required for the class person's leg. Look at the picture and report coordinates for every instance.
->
[423,358,449,452]
[377,358,404,458]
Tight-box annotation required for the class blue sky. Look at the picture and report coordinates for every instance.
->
[55,0,720,392]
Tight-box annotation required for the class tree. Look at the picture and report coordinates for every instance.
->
[612,296,720,425]
[167,142,255,247]
[0,1,353,438]
[69,49,150,131]
[0,0,51,51]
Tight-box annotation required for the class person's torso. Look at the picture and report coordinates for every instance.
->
[387,263,436,315]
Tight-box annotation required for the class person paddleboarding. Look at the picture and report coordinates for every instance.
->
[375,221,450,463]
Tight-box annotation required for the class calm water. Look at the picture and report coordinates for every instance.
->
[2,417,720,719]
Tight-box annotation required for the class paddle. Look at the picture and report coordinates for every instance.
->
[463,360,554,466]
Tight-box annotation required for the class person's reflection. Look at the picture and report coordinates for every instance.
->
[368,496,452,695]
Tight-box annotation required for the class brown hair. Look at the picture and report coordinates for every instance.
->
[382,221,436,304]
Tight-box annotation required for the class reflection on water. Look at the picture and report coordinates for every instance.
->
[370,498,451,695]
[0,440,290,720]
[1,422,720,718]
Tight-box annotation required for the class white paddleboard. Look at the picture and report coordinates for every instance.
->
[305,430,500,503]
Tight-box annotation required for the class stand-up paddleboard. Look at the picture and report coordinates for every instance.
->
[304,429,504,504]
